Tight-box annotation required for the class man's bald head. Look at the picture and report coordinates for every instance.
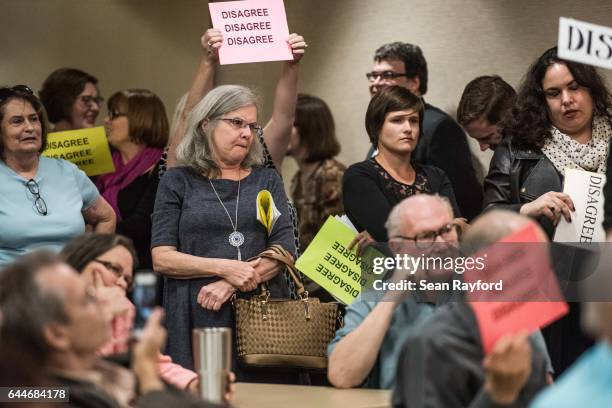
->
[462,210,547,252]
[385,194,454,239]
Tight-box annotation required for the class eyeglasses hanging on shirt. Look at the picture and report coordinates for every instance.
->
[26,179,48,216]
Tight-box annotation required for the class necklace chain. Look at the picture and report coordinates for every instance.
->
[209,170,243,260]
[209,174,240,232]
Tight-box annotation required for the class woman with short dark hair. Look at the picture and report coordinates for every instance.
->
[95,89,169,268]
[0,85,115,266]
[39,68,102,131]
[343,86,459,242]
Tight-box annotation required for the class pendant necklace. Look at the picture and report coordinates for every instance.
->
[209,170,244,261]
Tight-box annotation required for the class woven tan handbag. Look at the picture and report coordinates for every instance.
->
[234,245,339,369]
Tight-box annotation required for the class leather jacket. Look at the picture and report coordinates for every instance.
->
[483,138,562,237]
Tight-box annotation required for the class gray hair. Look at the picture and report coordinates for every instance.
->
[169,92,188,139]
[385,194,453,238]
[176,85,264,178]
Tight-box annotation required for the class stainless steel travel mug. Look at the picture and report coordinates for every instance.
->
[192,327,232,404]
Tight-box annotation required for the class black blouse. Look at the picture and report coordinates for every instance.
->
[116,165,160,269]
[342,159,460,242]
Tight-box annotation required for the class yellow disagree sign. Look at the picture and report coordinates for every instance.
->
[295,216,381,305]
[43,127,115,176]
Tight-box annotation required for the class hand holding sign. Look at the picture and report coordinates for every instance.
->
[202,28,223,62]
[483,332,532,405]
[287,33,307,64]
[520,191,574,226]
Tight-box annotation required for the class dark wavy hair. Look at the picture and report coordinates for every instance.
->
[503,47,612,150]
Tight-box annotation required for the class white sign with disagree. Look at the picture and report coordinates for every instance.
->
[554,168,606,243]
[558,17,612,70]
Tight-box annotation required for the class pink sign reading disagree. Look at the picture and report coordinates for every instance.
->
[209,0,293,65]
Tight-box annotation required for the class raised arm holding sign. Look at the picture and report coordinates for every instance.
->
[166,26,306,171]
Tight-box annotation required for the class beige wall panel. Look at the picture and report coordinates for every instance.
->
[2,0,611,189]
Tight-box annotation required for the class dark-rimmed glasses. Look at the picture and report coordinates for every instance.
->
[390,223,458,249]
[108,109,127,120]
[0,85,34,104]
[219,117,261,132]
[365,71,409,82]
[93,258,132,289]
[25,179,48,216]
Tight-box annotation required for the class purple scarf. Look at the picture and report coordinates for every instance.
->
[96,147,163,220]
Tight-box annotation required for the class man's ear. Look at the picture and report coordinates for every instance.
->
[42,322,70,352]
[406,76,421,96]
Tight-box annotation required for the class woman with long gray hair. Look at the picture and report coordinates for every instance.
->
[151,85,295,380]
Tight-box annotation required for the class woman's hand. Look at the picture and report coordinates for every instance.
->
[520,191,575,226]
[348,230,375,256]
[197,280,236,311]
[218,259,260,291]
[248,257,284,283]
[202,28,223,62]
[287,33,307,64]
[92,271,131,322]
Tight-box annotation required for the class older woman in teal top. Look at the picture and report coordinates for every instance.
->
[0,85,115,266]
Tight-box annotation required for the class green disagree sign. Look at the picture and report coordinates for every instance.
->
[295,216,382,305]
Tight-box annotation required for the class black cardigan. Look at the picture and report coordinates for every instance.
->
[342,160,460,242]
[116,165,160,269]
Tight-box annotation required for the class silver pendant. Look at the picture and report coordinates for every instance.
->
[229,231,245,248]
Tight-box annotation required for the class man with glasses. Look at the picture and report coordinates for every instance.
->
[328,194,461,389]
[365,42,482,221]
[392,210,553,407]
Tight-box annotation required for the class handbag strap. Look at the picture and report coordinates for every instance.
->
[248,245,307,298]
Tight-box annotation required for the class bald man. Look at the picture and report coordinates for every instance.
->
[328,194,461,389]
[392,210,551,408]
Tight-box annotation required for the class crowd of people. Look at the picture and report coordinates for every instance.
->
[1,23,612,408]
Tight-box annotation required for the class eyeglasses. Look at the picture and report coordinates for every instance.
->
[108,109,127,120]
[390,223,458,249]
[219,117,261,132]
[0,85,35,104]
[79,95,104,106]
[93,258,132,286]
[365,71,409,82]
[25,179,48,216]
